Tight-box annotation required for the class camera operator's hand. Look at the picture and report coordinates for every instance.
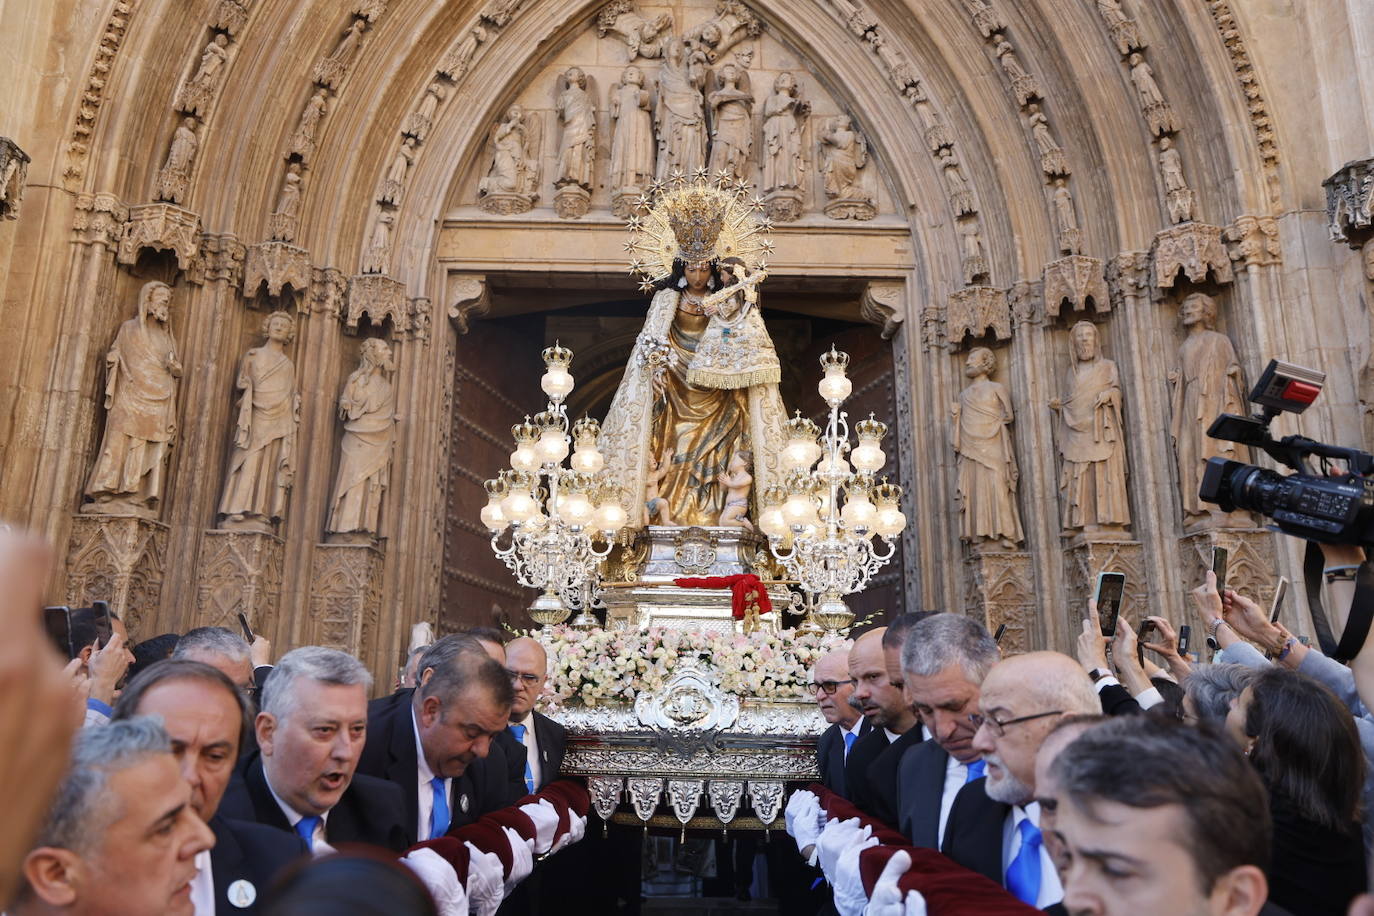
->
[87,631,130,706]
[1319,542,1365,569]
[250,634,272,669]
[1111,618,1153,697]
[1077,599,1110,673]
[1191,570,1224,627]
[1141,615,1193,680]
[1221,589,1286,654]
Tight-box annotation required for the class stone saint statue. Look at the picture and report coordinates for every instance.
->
[655,39,707,181]
[175,33,230,116]
[609,65,655,210]
[707,62,753,183]
[289,90,328,163]
[478,105,539,211]
[83,281,182,516]
[761,72,807,197]
[327,338,397,538]
[218,311,300,531]
[820,116,868,201]
[555,67,596,191]
[1050,320,1131,534]
[952,347,1024,548]
[1169,293,1249,525]
[154,118,199,204]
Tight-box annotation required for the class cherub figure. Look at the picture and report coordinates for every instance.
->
[716,449,754,529]
[646,450,675,525]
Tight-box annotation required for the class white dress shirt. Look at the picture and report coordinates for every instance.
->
[264,771,334,856]
[936,754,970,847]
[1001,802,1063,909]
[190,848,215,915]
[412,707,452,841]
[511,711,542,790]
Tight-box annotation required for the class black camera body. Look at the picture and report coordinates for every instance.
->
[1199,360,1374,546]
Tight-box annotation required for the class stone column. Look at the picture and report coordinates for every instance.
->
[195,530,285,633]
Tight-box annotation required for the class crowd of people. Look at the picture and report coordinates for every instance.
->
[2,521,1373,916]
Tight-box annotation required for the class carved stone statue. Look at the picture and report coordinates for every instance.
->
[609,65,655,216]
[269,163,303,242]
[952,347,1023,548]
[940,147,975,215]
[707,62,753,184]
[1026,104,1068,176]
[478,105,540,214]
[313,18,366,90]
[218,311,300,531]
[1158,137,1194,223]
[439,23,490,80]
[1050,320,1131,534]
[995,40,1039,107]
[654,39,707,182]
[1169,293,1248,526]
[154,117,199,203]
[289,89,328,163]
[1052,178,1081,254]
[1128,52,1178,136]
[378,137,415,205]
[958,216,987,283]
[1096,0,1140,54]
[555,67,596,191]
[402,81,447,140]
[327,338,397,538]
[175,33,230,116]
[360,209,393,274]
[819,115,874,220]
[83,281,182,517]
[761,71,809,220]
[597,1,673,61]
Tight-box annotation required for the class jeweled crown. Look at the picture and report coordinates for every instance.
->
[665,185,727,262]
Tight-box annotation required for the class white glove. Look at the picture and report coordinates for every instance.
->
[566,812,588,846]
[519,800,560,854]
[832,826,879,916]
[400,848,468,916]
[501,826,536,893]
[785,790,822,853]
[816,816,864,880]
[464,844,505,916]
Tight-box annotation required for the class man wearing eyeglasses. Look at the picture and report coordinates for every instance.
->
[942,652,1101,911]
[503,636,565,792]
[812,648,868,796]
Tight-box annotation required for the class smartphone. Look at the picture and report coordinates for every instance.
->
[1211,546,1229,594]
[1269,576,1289,624]
[1177,624,1192,658]
[993,623,1007,645]
[43,606,72,658]
[90,600,113,648]
[1094,571,1127,637]
[1136,618,1158,665]
[238,612,255,643]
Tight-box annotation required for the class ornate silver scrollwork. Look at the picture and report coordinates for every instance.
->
[673,526,719,574]
[708,780,744,824]
[666,779,704,827]
[747,780,785,825]
[627,776,664,822]
[588,775,625,821]
[634,661,740,732]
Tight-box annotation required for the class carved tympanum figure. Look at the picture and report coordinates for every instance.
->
[326,338,397,537]
[952,347,1024,548]
[655,39,707,181]
[1050,320,1131,534]
[478,105,539,202]
[270,163,303,241]
[707,62,753,183]
[289,90,328,162]
[761,71,807,197]
[1169,293,1248,526]
[154,118,199,203]
[819,116,869,202]
[610,65,655,206]
[555,67,596,191]
[218,311,300,531]
[84,281,182,516]
[176,33,230,116]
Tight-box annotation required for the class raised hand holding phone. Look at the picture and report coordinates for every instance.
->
[1094,571,1127,637]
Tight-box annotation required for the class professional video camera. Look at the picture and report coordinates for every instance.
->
[1199,359,1374,546]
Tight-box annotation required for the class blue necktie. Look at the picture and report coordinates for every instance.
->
[1006,817,1043,905]
[294,815,321,851]
[509,724,535,793]
[843,730,858,759]
[429,776,450,839]
[965,759,986,783]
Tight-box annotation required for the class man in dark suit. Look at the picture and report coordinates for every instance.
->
[861,614,940,828]
[812,647,867,796]
[112,658,307,913]
[233,646,410,852]
[844,627,921,819]
[503,637,565,790]
[354,635,515,846]
[942,652,1101,911]
[895,613,1000,850]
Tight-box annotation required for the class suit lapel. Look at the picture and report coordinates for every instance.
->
[827,728,848,796]
[244,760,292,833]
[208,816,247,915]
[532,712,564,785]
[386,701,421,840]
[909,744,948,849]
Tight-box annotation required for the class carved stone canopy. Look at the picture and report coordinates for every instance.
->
[117,203,203,270]
[947,286,1011,349]
[0,137,31,220]
[1152,222,1233,290]
[244,240,312,303]
[1043,255,1110,318]
[347,273,410,334]
[1323,157,1374,247]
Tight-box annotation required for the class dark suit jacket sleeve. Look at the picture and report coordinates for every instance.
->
[939,779,1008,886]
[534,711,567,786]
[1097,682,1143,716]
[211,816,307,916]
[332,773,410,852]
[866,729,924,829]
[896,740,948,850]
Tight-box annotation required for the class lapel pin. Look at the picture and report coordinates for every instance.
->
[460,793,470,813]
[228,879,257,908]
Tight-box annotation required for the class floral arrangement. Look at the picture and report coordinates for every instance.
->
[537,625,850,708]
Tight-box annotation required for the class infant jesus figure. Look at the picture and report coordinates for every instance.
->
[717,449,754,530]
[687,258,781,389]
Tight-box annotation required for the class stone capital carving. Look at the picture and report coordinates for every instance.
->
[1043,255,1109,318]
[1178,529,1277,613]
[1226,215,1281,267]
[117,203,202,270]
[1009,279,1042,327]
[308,541,384,656]
[1152,222,1232,290]
[860,282,905,339]
[1106,250,1151,310]
[212,0,250,35]
[408,297,432,343]
[947,286,1010,349]
[448,274,490,334]
[347,274,410,333]
[195,530,284,632]
[310,267,348,318]
[244,241,313,302]
[963,548,1034,654]
[1064,537,1145,622]
[1322,157,1374,247]
[65,515,169,638]
[920,301,945,351]
[73,192,129,247]
[187,233,246,286]
[0,137,31,220]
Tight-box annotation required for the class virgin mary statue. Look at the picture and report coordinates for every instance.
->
[600,176,788,528]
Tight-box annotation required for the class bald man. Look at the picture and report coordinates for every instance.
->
[504,636,565,792]
[844,627,921,818]
[812,648,868,796]
[941,652,1102,910]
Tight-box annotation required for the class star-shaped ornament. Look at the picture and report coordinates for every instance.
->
[648,178,666,196]
[732,178,751,195]
[757,216,775,232]
[750,195,767,212]
[669,168,687,187]
[638,279,657,293]
[626,215,643,232]
[635,193,653,210]
[692,166,710,183]
[760,239,775,255]
[628,258,645,274]
[713,168,734,186]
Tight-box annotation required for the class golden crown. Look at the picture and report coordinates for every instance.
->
[854,413,887,441]
[665,186,727,262]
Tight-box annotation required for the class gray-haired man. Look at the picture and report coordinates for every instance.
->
[173,626,271,694]
[14,717,214,916]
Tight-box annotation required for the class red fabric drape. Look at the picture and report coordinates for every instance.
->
[673,574,773,620]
